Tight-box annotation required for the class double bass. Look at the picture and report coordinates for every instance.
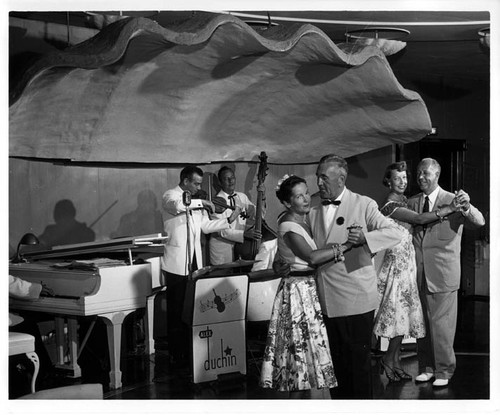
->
[234,152,277,261]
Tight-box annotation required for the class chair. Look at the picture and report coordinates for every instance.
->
[9,332,40,394]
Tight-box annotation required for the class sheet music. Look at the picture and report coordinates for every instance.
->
[51,258,128,270]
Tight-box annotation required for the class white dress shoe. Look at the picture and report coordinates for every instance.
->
[415,372,434,382]
[432,379,449,387]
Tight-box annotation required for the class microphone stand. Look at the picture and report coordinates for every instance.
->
[186,205,192,279]
[182,190,193,279]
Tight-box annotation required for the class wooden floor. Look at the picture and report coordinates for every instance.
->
[9,295,490,403]
[104,348,489,401]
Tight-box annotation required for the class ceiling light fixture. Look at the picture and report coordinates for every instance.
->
[345,27,410,56]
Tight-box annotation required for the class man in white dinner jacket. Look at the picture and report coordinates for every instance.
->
[209,166,262,265]
[161,166,240,367]
[307,154,403,399]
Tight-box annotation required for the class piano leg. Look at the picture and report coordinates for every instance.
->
[99,310,135,390]
[146,294,155,355]
[67,317,81,377]
[54,317,65,367]
[54,316,82,378]
[145,287,166,355]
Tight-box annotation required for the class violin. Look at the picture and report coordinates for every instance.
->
[212,196,249,219]
[194,189,248,219]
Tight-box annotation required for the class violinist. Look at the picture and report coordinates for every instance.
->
[161,165,241,368]
[209,166,264,265]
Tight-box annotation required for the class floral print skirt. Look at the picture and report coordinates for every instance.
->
[259,276,337,391]
[373,226,426,339]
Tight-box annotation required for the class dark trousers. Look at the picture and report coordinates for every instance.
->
[324,310,374,399]
[162,270,190,364]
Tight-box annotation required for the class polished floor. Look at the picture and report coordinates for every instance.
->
[10,295,490,402]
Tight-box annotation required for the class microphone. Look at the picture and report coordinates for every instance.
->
[182,190,192,207]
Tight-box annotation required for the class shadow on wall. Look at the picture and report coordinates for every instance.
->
[110,189,163,239]
[38,199,95,249]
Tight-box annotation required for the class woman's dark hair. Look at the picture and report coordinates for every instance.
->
[382,161,409,187]
[276,175,306,204]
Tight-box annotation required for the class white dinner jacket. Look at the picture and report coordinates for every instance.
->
[161,185,229,276]
[208,190,255,265]
[307,188,403,318]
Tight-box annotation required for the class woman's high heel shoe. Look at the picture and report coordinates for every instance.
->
[393,367,412,381]
[380,359,401,383]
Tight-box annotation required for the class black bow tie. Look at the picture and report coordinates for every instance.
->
[322,199,341,206]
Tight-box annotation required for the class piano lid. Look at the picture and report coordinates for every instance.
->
[23,233,168,261]
[9,261,101,298]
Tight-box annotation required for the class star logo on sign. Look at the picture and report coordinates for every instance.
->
[224,346,232,356]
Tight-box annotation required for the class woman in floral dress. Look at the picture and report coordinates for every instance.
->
[374,161,459,382]
[260,175,351,397]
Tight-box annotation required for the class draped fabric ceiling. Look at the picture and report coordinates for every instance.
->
[9,13,432,164]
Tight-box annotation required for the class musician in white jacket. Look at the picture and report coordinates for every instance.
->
[160,166,240,367]
[209,166,263,265]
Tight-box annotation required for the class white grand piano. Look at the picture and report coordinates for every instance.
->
[9,234,166,390]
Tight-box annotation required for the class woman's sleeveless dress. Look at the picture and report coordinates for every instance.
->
[373,200,426,339]
[260,221,337,391]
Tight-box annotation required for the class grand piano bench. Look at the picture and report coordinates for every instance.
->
[9,332,40,394]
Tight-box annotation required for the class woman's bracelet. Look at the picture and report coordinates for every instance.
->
[331,243,345,263]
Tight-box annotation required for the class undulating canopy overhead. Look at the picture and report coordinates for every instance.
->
[9,12,432,164]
